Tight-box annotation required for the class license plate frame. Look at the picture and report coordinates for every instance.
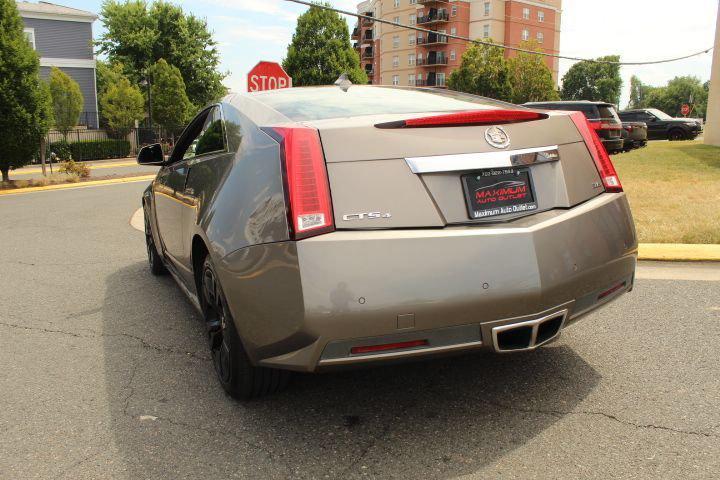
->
[461,167,538,220]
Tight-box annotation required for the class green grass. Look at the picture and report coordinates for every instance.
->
[613,140,720,244]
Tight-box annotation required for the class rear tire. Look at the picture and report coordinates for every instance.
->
[144,205,167,276]
[200,256,290,399]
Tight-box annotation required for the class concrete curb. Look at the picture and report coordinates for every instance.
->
[0,174,155,196]
[638,243,720,262]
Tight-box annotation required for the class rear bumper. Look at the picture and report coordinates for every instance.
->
[217,193,637,372]
[602,137,624,153]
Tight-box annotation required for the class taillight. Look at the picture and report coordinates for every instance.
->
[569,112,623,192]
[375,109,548,129]
[264,127,334,240]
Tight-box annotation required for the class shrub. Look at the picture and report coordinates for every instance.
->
[59,160,90,178]
[47,139,131,161]
[47,141,72,161]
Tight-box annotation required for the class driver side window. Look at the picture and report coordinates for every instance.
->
[181,107,226,160]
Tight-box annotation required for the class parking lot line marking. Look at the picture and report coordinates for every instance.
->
[0,175,155,196]
[16,160,137,175]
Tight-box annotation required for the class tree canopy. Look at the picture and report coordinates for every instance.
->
[507,40,559,104]
[48,67,84,138]
[0,0,53,181]
[283,3,368,86]
[100,75,145,137]
[148,58,193,132]
[97,0,226,109]
[447,42,512,101]
[560,55,622,105]
[627,75,709,118]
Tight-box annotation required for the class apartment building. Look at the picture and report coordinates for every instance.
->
[352,0,561,88]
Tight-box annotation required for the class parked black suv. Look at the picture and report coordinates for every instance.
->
[524,101,624,154]
[618,108,702,141]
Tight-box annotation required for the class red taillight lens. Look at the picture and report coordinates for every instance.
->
[569,112,623,192]
[268,127,334,240]
[350,339,429,355]
[375,109,548,128]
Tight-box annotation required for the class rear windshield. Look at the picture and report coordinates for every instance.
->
[251,86,511,121]
[597,105,620,123]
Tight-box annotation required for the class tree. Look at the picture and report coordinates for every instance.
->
[96,60,127,127]
[447,42,512,101]
[0,0,53,182]
[48,67,84,139]
[627,75,709,118]
[148,59,192,134]
[283,3,368,86]
[100,76,145,137]
[507,40,559,104]
[97,0,226,108]
[560,55,622,105]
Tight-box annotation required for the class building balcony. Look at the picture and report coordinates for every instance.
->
[416,78,446,87]
[364,68,374,77]
[417,12,449,24]
[417,55,448,66]
[351,27,360,39]
[363,30,373,41]
[362,48,374,59]
[417,0,441,4]
[361,13,374,26]
[417,34,448,46]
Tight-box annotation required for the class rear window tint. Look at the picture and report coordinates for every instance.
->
[252,86,510,121]
[597,105,620,123]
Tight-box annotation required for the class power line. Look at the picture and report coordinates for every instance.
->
[283,0,714,66]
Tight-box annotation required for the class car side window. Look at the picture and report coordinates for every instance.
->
[183,107,226,160]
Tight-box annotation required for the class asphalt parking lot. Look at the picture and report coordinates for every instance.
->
[1,181,719,479]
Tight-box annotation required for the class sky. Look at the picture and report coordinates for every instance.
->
[65,0,718,107]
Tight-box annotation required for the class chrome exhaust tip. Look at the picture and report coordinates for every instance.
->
[491,310,568,353]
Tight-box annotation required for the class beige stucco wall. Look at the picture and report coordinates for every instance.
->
[704,6,720,146]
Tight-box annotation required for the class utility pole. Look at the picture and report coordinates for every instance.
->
[705,1,720,145]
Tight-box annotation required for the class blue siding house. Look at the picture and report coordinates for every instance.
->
[18,1,99,129]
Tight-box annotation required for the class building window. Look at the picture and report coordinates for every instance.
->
[538,10,545,22]
[409,33,415,45]
[392,75,399,86]
[409,13,416,25]
[451,5,457,16]
[417,52,423,64]
[522,8,530,20]
[537,31,544,43]
[450,50,456,61]
[393,35,400,48]
[394,0,400,7]
[393,55,399,67]
[484,2,490,16]
[409,53,416,65]
[450,27,457,36]
[410,0,416,4]
[408,74,415,86]
[483,24,490,38]
[393,16,400,25]
[522,29,529,41]
[436,73,446,87]
[23,28,36,50]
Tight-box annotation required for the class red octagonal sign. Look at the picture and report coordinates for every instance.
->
[247,61,292,92]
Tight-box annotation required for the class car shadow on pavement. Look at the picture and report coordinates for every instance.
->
[103,262,600,479]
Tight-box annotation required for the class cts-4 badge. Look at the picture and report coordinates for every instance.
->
[342,212,392,221]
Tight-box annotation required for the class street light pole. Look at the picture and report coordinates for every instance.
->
[140,72,153,141]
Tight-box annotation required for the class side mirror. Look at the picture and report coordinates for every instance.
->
[137,143,165,166]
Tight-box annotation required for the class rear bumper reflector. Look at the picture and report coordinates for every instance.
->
[598,281,627,300]
[350,339,429,355]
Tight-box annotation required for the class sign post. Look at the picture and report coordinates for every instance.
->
[681,104,691,116]
[247,62,292,92]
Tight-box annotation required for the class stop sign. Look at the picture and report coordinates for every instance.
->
[247,61,292,92]
[681,104,691,116]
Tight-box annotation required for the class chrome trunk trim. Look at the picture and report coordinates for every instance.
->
[404,145,559,174]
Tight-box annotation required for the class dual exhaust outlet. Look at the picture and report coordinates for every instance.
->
[491,310,568,352]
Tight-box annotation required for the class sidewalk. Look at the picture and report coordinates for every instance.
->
[11,158,158,180]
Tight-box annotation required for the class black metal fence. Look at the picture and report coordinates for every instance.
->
[40,125,187,163]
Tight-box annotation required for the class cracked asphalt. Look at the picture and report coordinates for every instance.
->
[1,182,720,479]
